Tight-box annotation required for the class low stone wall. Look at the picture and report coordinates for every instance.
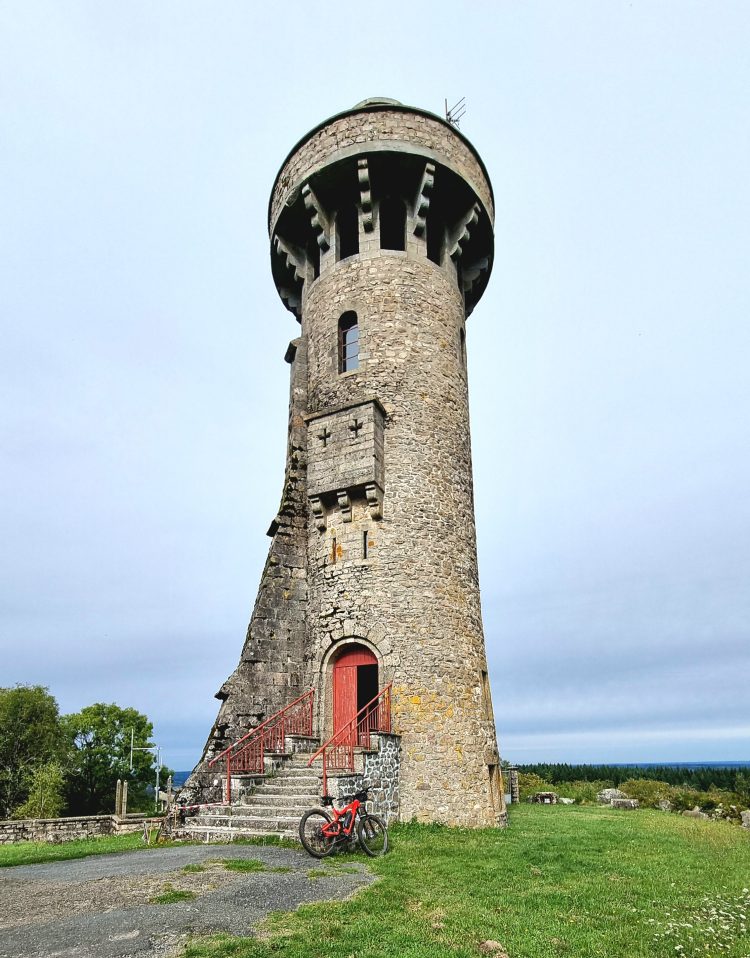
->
[327,733,401,823]
[0,814,149,845]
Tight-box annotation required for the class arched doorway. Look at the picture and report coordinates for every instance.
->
[332,644,378,740]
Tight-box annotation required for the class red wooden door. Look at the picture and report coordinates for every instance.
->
[333,646,377,739]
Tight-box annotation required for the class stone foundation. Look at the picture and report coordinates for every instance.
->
[326,733,401,823]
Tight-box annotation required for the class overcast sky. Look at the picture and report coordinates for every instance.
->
[2,2,748,770]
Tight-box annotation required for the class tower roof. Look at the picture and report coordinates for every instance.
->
[268,99,494,232]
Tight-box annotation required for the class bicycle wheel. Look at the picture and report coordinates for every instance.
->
[299,807,335,858]
[357,813,388,856]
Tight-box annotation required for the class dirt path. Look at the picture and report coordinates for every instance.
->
[0,843,373,958]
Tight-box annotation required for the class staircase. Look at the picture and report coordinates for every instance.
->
[177,683,395,841]
[181,751,322,841]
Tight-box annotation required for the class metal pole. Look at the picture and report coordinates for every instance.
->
[155,747,161,812]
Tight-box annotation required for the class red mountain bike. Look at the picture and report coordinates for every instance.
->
[299,789,388,858]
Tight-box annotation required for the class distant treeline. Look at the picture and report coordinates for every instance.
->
[516,764,749,792]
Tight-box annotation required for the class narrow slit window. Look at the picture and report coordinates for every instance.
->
[331,535,337,564]
[337,204,359,260]
[379,196,406,251]
[362,530,369,559]
[460,327,466,367]
[338,311,359,373]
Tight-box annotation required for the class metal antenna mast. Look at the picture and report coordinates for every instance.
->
[445,97,467,128]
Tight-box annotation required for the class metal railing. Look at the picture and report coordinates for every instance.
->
[209,688,314,803]
[308,683,392,797]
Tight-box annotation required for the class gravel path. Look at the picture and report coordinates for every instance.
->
[0,843,374,958]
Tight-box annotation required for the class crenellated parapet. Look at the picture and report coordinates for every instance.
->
[268,100,495,319]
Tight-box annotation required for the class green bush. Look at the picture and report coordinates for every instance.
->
[14,762,66,819]
[618,778,673,808]
[670,787,707,812]
[518,772,553,800]
[555,780,613,804]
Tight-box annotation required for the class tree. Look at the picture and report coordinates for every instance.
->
[0,685,66,818]
[63,703,170,814]
[14,762,66,819]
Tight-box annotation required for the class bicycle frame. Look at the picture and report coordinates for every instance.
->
[321,796,363,841]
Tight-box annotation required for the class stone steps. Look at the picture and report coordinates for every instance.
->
[190,813,302,835]
[272,775,320,786]
[258,784,319,796]
[236,792,319,806]
[198,801,313,818]
[181,747,325,841]
[184,824,297,840]
[205,804,310,818]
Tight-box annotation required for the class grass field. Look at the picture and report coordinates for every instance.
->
[1,805,748,956]
[0,831,146,867]
[0,831,293,869]
[183,805,750,958]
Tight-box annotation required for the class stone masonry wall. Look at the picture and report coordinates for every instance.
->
[270,106,494,230]
[301,253,503,826]
[306,399,385,500]
[327,733,401,824]
[0,814,147,845]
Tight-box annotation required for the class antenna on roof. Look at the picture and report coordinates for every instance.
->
[445,97,466,128]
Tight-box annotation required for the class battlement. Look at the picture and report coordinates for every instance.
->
[269,100,494,320]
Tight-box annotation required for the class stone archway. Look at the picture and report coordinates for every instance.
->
[318,636,384,741]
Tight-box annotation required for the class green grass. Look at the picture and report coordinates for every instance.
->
[183,805,750,958]
[231,835,299,850]
[150,885,197,904]
[182,863,206,873]
[0,832,295,870]
[220,859,292,875]
[323,862,361,874]
[0,832,145,867]
[220,858,268,873]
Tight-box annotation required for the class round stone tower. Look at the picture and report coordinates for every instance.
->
[183,99,505,828]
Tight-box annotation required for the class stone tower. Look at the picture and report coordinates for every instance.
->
[183,98,505,827]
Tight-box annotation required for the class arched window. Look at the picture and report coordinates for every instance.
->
[337,204,359,260]
[379,196,406,251]
[338,311,359,373]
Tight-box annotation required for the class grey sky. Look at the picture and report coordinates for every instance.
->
[1,2,748,769]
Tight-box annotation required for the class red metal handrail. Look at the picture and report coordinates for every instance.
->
[209,688,314,803]
[308,683,392,798]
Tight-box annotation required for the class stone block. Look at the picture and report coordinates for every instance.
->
[597,788,628,804]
